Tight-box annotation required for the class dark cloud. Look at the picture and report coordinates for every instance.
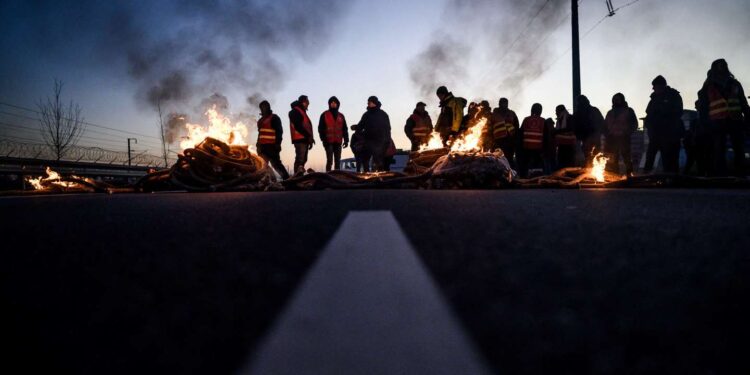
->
[0,0,351,110]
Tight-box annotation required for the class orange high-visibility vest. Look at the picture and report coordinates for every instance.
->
[290,107,312,142]
[708,85,743,121]
[257,114,278,144]
[522,116,544,150]
[410,114,431,139]
[323,111,344,143]
[492,112,515,141]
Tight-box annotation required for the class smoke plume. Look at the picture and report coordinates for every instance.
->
[4,0,351,112]
[409,0,569,98]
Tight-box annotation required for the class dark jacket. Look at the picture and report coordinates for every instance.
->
[436,93,466,135]
[645,87,684,141]
[604,106,638,137]
[288,101,313,144]
[358,106,391,145]
[404,110,433,140]
[573,104,605,140]
[318,110,349,145]
[350,127,365,156]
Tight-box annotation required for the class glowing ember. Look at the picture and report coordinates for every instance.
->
[26,167,78,190]
[590,153,609,182]
[180,106,249,150]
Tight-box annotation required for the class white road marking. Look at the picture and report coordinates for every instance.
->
[242,211,490,375]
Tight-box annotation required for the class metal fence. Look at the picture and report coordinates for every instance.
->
[0,138,175,167]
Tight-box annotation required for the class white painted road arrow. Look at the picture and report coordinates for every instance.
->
[242,211,490,375]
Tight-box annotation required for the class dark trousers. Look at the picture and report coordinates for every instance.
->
[257,144,290,179]
[363,141,387,172]
[712,120,746,176]
[324,143,343,172]
[293,142,309,173]
[644,138,680,174]
[496,139,516,169]
[518,149,543,178]
[557,145,576,169]
[605,135,633,174]
[683,135,712,176]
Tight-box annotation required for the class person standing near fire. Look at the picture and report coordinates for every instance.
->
[554,104,576,169]
[518,103,546,178]
[256,100,290,180]
[358,96,391,172]
[435,86,466,147]
[318,96,349,171]
[288,95,315,174]
[490,98,520,167]
[478,100,493,152]
[404,101,433,152]
[697,59,750,176]
[644,75,684,174]
[573,95,605,167]
[603,93,639,175]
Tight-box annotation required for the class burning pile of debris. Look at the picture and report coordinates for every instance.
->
[24,167,112,193]
[138,137,278,192]
[136,106,280,192]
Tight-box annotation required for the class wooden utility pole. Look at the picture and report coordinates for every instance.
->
[572,0,581,111]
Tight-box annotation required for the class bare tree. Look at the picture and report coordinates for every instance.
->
[38,79,86,161]
[157,99,169,167]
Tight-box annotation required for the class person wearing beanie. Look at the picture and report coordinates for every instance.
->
[288,95,315,174]
[644,75,684,174]
[357,96,391,172]
[697,59,749,176]
[318,96,349,171]
[603,93,639,175]
[256,100,289,180]
[404,101,433,152]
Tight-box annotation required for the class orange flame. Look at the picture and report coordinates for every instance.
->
[180,105,249,150]
[420,111,488,153]
[590,153,609,182]
[26,167,78,190]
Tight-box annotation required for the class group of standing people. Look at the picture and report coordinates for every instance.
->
[256,59,748,179]
[405,59,748,178]
[255,95,395,178]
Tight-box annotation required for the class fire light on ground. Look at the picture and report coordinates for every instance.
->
[180,106,249,150]
[590,153,609,183]
[26,167,78,190]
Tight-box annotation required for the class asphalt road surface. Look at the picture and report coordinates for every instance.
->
[2,189,750,374]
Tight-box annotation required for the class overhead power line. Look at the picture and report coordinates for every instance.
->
[0,101,164,141]
[0,110,165,149]
[476,0,554,84]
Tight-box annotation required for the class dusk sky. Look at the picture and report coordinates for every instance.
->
[1,0,748,170]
